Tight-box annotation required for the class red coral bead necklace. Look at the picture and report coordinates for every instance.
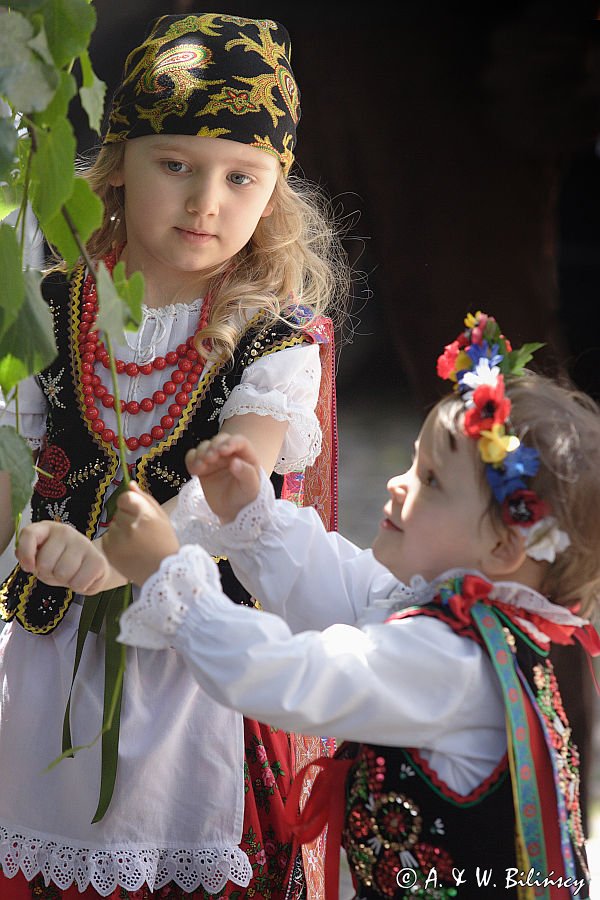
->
[78,250,210,452]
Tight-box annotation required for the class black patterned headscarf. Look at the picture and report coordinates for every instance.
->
[104,13,300,175]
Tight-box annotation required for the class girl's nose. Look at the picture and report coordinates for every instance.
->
[186,180,219,216]
[387,473,407,495]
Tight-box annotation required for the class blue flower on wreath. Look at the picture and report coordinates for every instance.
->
[466,340,503,370]
[485,444,541,502]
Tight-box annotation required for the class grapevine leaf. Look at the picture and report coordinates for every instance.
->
[0,223,25,336]
[43,177,103,269]
[30,117,75,223]
[0,426,35,520]
[0,9,58,113]
[0,269,57,393]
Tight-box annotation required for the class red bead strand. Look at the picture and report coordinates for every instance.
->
[78,251,210,450]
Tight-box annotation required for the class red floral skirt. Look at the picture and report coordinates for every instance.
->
[0,719,304,900]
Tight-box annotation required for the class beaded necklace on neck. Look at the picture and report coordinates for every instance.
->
[78,250,210,452]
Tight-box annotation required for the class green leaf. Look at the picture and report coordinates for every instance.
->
[27,20,55,67]
[79,50,106,136]
[43,177,103,268]
[504,342,546,376]
[0,9,59,113]
[0,118,18,183]
[6,0,50,11]
[112,261,143,328]
[0,223,25,335]
[0,425,35,520]
[33,70,77,128]
[0,183,23,222]
[95,261,144,345]
[0,269,57,393]
[30,117,75,223]
[41,0,96,69]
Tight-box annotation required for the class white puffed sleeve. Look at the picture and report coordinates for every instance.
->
[218,343,322,474]
[0,376,48,450]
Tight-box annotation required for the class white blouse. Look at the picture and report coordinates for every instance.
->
[0,298,323,474]
[0,301,326,896]
[118,470,588,798]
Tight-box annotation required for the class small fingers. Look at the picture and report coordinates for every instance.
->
[186,434,247,472]
[16,522,51,571]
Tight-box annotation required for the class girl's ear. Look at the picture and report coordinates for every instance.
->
[109,169,125,188]
[486,525,527,576]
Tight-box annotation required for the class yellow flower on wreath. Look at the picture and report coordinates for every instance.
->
[478,423,520,466]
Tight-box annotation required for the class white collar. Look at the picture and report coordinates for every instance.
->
[386,567,589,635]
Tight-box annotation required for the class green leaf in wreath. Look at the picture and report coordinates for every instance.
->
[0,9,59,113]
[0,268,57,393]
[0,223,26,336]
[41,0,96,69]
[30,117,75,224]
[0,119,18,184]
[0,425,35,520]
[503,342,546,376]
[78,50,106,136]
[43,177,103,269]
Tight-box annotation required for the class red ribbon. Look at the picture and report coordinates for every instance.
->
[283,755,354,900]
[446,574,493,625]
[445,575,600,693]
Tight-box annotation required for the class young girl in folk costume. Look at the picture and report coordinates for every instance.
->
[0,13,349,900]
[89,311,599,899]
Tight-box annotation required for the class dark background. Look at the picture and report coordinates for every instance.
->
[74,0,600,409]
[74,0,600,825]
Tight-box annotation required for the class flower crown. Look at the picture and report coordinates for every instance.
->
[436,311,570,563]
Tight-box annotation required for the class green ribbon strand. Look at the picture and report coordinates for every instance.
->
[93,583,130,822]
[53,583,132,823]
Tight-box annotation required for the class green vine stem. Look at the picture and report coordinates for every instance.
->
[60,206,130,485]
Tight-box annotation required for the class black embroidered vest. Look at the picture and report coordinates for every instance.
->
[340,600,590,899]
[0,265,310,633]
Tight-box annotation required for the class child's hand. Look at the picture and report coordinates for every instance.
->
[103,482,180,586]
[185,433,262,522]
[16,522,110,595]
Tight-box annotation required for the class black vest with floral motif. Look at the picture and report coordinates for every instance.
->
[340,599,590,899]
[0,264,310,633]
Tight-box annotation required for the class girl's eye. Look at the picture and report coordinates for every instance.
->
[165,161,189,174]
[229,172,252,185]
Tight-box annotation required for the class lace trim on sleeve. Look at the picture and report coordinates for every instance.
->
[170,470,276,556]
[118,544,223,650]
[218,383,322,473]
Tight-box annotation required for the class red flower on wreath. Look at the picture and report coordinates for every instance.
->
[463,378,511,437]
[502,489,549,527]
[436,340,460,379]
[34,444,70,499]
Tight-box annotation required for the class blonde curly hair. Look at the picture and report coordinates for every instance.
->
[72,142,352,363]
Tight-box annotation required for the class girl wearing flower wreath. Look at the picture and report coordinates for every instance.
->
[0,12,350,900]
[68,311,600,899]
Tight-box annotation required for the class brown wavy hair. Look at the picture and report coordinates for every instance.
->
[435,371,600,618]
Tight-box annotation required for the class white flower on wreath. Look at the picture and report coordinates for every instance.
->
[519,515,571,563]
[460,357,500,406]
